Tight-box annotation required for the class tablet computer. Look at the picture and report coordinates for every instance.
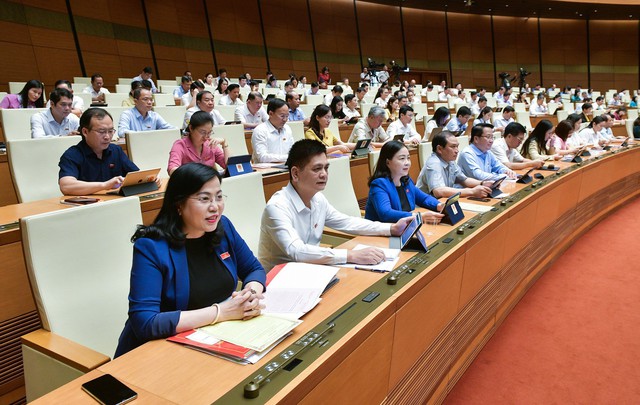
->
[490,175,507,198]
[351,138,372,157]
[389,214,427,252]
[393,134,405,142]
[440,192,464,225]
[225,154,254,177]
[107,168,160,196]
[516,168,535,184]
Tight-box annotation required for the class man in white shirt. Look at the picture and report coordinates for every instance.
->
[50,80,84,117]
[218,83,245,106]
[492,106,515,132]
[530,94,548,116]
[213,68,229,89]
[251,98,294,163]
[377,65,390,85]
[173,76,192,105]
[347,106,389,147]
[599,113,616,142]
[83,73,110,103]
[546,83,557,95]
[258,139,412,270]
[132,66,158,93]
[182,91,226,130]
[438,87,452,101]
[276,81,294,100]
[470,95,487,116]
[594,96,607,111]
[181,81,204,109]
[386,106,421,145]
[235,91,268,129]
[491,122,544,170]
[493,86,506,103]
[306,82,321,96]
[238,74,249,90]
[31,88,80,138]
[324,85,343,106]
[608,93,622,107]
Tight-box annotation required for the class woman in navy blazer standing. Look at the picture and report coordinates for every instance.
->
[365,140,444,223]
[115,163,266,357]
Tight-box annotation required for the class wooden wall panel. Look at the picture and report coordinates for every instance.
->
[403,9,448,78]
[540,18,588,88]
[494,15,542,89]
[589,20,638,91]
[261,0,316,82]
[309,0,361,84]
[448,13,493,88]
[208,0,266,79]
[356,2,404,75]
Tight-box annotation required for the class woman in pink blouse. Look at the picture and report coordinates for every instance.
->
[0,80,45,109]
[168,111,230,175]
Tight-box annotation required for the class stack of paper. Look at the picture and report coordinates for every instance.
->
[341,244,401,272]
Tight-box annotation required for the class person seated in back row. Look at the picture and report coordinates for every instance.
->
[347,106,390,147]
[58,108,139,195]
[458,123,516,181]
[117,88,175,137]
[258,139,413,270]
[251,98,294,163]
[31,88,80,138]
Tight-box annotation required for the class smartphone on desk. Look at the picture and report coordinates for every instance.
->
[61,197,100,206]
[81,374,137,405]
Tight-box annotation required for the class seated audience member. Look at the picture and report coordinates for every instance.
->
[445,106,471,132]
[183,91,226,130]
[599,113,619,141]
[304,104,351,154]
[374,86,390,108]
[551,119,580,156]
[318,66,331,85]
[347,106,389,147]
[324,85,343,106]
[521,120,561,160]
[306,82,320,96]
[118,88,175,137]
[258,140,412,270]
[123,81,143,107]
[474,106,493,126]
[276,81,293,100]
[424,106,450,140]
[31,88,80,138]
[355,86,367,108]
[629,95,638,108]
[613,106,627,121]
[384,96,400,122]
[238,74,249,89]
[213,68,229,88]
[218,83,244,106]
[343,94,361,121]
[608,92,621,107]
[492,106,515,132]
[83,74,110,103]
[570,89,582,103]
[493,87,506,103]
[203,72,214,86]
[235,91,268,129]
[50,80,84,116]
[286,92,308,125]
[132,66,158,93]
[265,76,278,89]
[633,117,640,139]
[1,79,44,109]
[168,111,228,175]
[470,95,487,116]
[342,78,353,94]
[251,98,294,163]
[115,163,265,357]
[530,94,548,116]
[458,124,516,181]
[386,105,421,145]
[438,87,452,102]
[365,140,444,223]
[576,115,608,149]
[330,96,346,123]
[173,76,192,105]
[416,132,492,198]
[578,102,593,123]
[548,93,564,110]
[59,108,139,195]
[182,81,205,109]
[593,96,606,111]
[515,93,530,106]
[491,122,544,170]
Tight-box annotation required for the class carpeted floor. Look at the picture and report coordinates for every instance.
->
[444,197,640,404]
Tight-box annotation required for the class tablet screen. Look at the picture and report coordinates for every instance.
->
[400,214,422,248]
[491,176,507,190]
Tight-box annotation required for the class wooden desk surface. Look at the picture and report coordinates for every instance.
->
[32,142,640,404]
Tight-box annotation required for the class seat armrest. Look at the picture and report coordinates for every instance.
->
[21,329,110,373]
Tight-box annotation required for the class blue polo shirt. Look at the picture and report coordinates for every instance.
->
[58,138,139,182]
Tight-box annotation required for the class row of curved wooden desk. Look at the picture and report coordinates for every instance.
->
[17,142,638,404]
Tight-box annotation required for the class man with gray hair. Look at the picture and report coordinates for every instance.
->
[347,106,389,147]
[235,91,268,129]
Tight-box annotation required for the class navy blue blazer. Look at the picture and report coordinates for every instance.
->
[115,216,266,357]
[365,176,440,222]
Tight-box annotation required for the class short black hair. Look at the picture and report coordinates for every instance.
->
[582,102,593,111]
[188,111,214,132]
[54,79,72,89]
[399,105,413,116]
[344,94,356,103]
[286,139,326,180]
[267,98,287,113]
[503,106,515,113]
[470,123,494,142]
[456,106,471,117]
[180,75,192,83]
[332,85,343,94]
[90,73,103,83]
[142,66,153,74]
[79,108,113,135]
[133,87,150,99]
[49,88,73,105]
[227,83,240,92]
[503,122,526,137]
[432,131,456,153]
[196,90,213,103]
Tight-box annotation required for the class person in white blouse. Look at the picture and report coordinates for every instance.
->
[530,94,548,116]
[473,106,493,126]
[182,91,226,130]
[423,106,450,140]
[217,84,244,106]
[258,139,412,270]
[373,86,390,107]
[386,106,421,145]
[343,94,361,121]
[492,106,515,132]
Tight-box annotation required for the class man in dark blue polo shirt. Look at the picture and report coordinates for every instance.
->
[59,108,139,195]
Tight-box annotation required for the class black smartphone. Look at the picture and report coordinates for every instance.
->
[467,197,490,202]
[81,374,137,405]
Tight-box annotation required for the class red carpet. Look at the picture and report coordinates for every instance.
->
[444,197,640,404]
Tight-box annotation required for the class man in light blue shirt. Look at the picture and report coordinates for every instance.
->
[458,123,516,181]
[445,106,471,132]
[118,88,174,137]
[286,92,309,125]
[132,66,158,93]
[31,88,80,138]
[173,76,192,104]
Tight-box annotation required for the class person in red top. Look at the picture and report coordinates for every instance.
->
[318,66,331,85]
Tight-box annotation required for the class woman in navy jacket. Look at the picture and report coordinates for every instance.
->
[365,140,444,223]
[115,163,266,357]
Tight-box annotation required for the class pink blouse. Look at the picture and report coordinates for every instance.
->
[168,137,226,173]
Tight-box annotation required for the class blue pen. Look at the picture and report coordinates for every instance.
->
[354,267,387,273]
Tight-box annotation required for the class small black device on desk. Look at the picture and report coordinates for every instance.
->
[81,374,137,405]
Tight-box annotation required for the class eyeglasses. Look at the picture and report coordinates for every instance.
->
[194,129,213,138]
[92,128,116,136]
[190,194,226,205]
[481,135,494,140]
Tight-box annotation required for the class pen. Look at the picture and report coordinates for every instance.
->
[354,267,387,273]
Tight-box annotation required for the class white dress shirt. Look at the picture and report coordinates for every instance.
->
[30,109,80,138]
[386,120,420,142]
[235,105,268,126]
[251,120,294,162]
[258,183,391,269]
[218,95,245,106]
[491,138,525,164]
[348,120,389,143]
[82,85,110,98]
[182,107,226,130]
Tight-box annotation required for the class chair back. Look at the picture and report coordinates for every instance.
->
[20,197,142,358]
[299,104,316,118]
[153,93,175,107]
[305,94,324,106]
[625,118,634,138]
[215,105,237,121]
[0,108,47,141]
[556,109,569,122]
[368,150,380,175]
[104,93,130,107]
[288,121,305,141]
[322,156,360,217]
[329,119,342,141]
[9,82,26,94]
[125,129,181,178]
[457,135,470,162]
[153,106,187,129]
[7,136,82,202]
[115,84,130,94]
[73,77,91,84]
[213,124,248,156]
[418,142,432,169]
[361,103,375,118]
[516,111,533,132]
[221,172,265,254]
[412,103,428,121]
[103,106,130,133]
